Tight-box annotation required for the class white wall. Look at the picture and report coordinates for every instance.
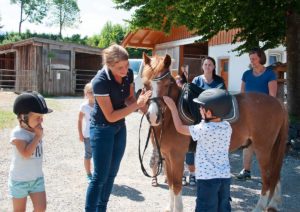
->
[209,43,287,92]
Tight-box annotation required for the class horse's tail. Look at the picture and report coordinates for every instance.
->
[268,105,288,197]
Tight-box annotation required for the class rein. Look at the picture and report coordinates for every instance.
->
[138,114,164,178]
[137,69,172,178]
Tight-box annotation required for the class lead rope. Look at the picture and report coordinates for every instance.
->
[138,113,164,178]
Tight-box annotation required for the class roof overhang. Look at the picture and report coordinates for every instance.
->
[122,29,165,49]
[122,26,198,50]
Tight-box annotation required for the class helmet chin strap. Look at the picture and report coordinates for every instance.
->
[20,114,33,129]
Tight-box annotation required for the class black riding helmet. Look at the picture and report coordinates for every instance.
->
[193,88,232,119]
[13,91,53,115]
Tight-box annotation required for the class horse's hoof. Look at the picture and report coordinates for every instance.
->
[267,207,278,212]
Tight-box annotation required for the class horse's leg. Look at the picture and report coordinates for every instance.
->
[163,156,175,212]
[267,181,282,210]
[252,136,277,211]
[252,192,269,212]
[253,178,282,212]
[170,151,185,212]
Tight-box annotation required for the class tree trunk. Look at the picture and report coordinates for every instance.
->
[286,12,300,120]
[59,5,62,38]
[18,1,24,34]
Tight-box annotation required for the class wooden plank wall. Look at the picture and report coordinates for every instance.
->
[52,70,72,95]
[208,29,240,46]
[15,45,39,92]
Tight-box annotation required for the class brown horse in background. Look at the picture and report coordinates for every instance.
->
[141,53,288,212]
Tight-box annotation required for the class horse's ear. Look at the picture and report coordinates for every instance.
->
[164,54,172,68]
[143,52,151,65]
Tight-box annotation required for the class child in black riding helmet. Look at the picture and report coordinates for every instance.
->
[8,91,52,212]
[163,88,232,212]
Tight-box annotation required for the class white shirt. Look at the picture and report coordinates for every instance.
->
[9,126,43,181]
[189,120,232,180]
[79,101,93,138]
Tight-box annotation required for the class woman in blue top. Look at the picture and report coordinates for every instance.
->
[192,56,226,90]
[184,56,226,186]
[85,44,152,211]
[237,48,277,180]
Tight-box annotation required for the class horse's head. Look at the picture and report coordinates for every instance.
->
[141,53,178,126]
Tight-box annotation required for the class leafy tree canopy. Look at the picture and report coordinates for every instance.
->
[87,21,126,48]
[114,0,300,54]
[47,0,81,37]
[86,21,151,57]
[11,0,48,34]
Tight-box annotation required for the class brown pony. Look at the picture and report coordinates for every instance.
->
[141,53,288,212]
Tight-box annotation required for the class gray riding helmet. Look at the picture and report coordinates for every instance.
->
[193,88,231,119]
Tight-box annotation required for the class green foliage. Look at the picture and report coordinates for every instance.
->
[113,0,300,54]
[10,0,48,34]
[0,110,16,129]
[92,21,126,48]
[0,30,87,45]
[127,47,152,58]
[47,0,81,37]
[85,21,152,57]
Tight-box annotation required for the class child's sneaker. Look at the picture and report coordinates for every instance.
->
[236,169,251,180]
[182,176,188,186]
[87,174,92,183]
[189,175,196,186]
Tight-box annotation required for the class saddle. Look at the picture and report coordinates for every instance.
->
[178,83,239,125]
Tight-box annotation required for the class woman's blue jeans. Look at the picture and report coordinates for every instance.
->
[195,178,231,212]
[85,123,126,212]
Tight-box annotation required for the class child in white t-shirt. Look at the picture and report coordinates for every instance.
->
[163,88,232,212]
[78,82,94,183]
[8,91,53,212]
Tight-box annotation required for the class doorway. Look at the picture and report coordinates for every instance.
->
[220,58,229,88]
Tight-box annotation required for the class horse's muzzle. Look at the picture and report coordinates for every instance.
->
[146,100,163,126]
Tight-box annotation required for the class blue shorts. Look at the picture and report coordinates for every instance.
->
[8,177,45,198]
[84,137,92,159]
[185,152,195,165]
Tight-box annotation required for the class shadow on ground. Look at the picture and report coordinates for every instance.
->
[112,184,145,201]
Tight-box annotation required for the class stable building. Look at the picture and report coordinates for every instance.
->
[122,26,286,93]
[0,37,103,95]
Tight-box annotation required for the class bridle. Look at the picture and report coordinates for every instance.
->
[138,68,175,178]
[148,69,174,114]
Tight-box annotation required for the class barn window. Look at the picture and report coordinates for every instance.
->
[50,49,71,70]
[155,47,179,72]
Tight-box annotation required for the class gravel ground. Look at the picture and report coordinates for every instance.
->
[0,91,300,212]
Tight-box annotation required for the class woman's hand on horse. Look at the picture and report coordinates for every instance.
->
[137,90,152,108]
[163,96,176,111]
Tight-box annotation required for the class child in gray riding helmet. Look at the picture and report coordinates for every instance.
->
[8,91,52,212]
[163,88,232,212]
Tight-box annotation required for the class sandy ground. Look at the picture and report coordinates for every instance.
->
[0,91,300,212]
